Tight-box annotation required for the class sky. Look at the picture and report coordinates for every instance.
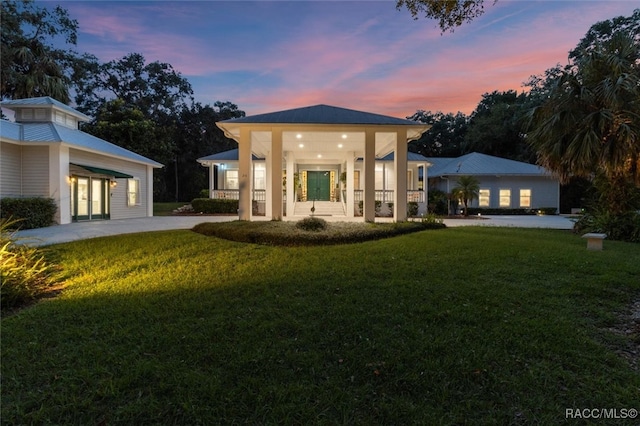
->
[49,0,638,118]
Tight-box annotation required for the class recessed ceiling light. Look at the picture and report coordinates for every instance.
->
[342,134,347,139]
[298,144,304,148]
[338,144,343,148]
[317,154,322,158]
[296,134,302,139]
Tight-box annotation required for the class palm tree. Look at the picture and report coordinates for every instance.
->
[452,175,480,216]
[526,31,640,215]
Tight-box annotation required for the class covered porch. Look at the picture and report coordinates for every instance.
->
[210,105,430,222]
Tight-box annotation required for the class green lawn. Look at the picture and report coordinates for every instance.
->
[153,202,186,216]
[2,227,639,424]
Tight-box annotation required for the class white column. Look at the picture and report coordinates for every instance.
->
[49,144,70,224]
[266,151,273,216]
[147,166,154,217]
[270,128,283,220]
[346,153,355,218]
[286,152,295,217]
[394,128,408,221]
[363,129,376,222]
[238,127,252,220]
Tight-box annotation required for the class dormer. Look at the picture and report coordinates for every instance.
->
[0,96,91,130]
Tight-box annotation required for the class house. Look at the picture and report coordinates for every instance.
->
[426,152,560,213]
[0,97,163,224]
[197,104,431,221]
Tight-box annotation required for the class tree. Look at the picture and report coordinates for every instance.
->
[526,31,640,215]
[569,8,639,61]
[73,52,193,119]
[171,101,245,201]
[1,0,78,102]
[452,175,480,216]
[408,110,467,157]
[396,0,493,32]
[463,90,533,162]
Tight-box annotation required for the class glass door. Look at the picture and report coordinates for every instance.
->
[75,177,90,221]
[72,176,110,221]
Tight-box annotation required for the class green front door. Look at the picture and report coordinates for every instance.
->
[307,171,331,201]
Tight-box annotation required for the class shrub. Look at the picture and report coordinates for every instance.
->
[407,202,419,217]
[466,208,537,216]
[0,198,57,229]
[296,217,328,232]
[420,213,446,229]
[0,219,57,309]
[573,209,640,243]
[191,198,238,214]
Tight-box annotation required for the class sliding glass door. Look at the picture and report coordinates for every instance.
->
[72,176,110,221]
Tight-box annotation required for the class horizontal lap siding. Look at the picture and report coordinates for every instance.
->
[1,142,22,197]
[69,149,150,219]
[473,176,558,209]
[22,145,49,197]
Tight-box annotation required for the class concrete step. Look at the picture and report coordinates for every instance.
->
[293,201,345,216]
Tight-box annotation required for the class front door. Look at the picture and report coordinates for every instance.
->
[72,176,110,221]
[307,171,331,201]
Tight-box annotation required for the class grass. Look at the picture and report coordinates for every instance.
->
[153,202,187,216]
[2,226,639,424]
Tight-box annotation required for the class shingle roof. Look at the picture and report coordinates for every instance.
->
[223,104,420,126]
[426,152,549,177]
[1,96,91,122]
[1,121,162,167]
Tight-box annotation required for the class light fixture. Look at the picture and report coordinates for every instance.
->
[110,179,117,188]
[338,144,343,148]
[296,134,302,139]
[341,134,347,139]
[317,154,322,158]
[298,143,304,148]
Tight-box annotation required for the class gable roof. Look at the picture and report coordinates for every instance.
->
[426,152,550,177]
[223,104,420,126]
[1,120,162,167]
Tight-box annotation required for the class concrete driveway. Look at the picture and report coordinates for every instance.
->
[14,214,576,246]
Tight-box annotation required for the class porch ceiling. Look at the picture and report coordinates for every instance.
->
[250,130,399,161]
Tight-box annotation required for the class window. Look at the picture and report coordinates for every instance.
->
[520,189,531,208]
[253,166,265,190]
[225,170,239,189]
[479,189,490,207]
[499,189,511,207]
[127,178,140,206]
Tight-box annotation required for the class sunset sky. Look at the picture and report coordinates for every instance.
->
[51,0,638,118]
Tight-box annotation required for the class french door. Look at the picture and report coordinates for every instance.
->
[72,176,110,221]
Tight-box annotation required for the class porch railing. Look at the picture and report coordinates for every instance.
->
[211,189,423,204]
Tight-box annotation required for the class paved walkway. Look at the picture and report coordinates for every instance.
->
[14,214,576,246]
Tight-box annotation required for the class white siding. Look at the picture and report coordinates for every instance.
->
[21,145,49,196]
[69,148,151,219]
[1,142,22,197]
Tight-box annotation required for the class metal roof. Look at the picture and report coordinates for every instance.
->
[1,96,91,122]
[1,121,162,167]
[223,104,421,126]
[198,149,262,163]
[426,152,550,177]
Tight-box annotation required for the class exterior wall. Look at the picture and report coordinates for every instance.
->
[0,142,22,197]
[429,175,559,210]
[21,145,49,197]
[69,148,151,220]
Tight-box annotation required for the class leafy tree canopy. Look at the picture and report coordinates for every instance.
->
[407,110,468,157]
[396,0,493,32]
[569,8,639,61]
[1,0,78,102]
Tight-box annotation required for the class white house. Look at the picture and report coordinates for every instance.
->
[198,104,431,221]
[0,97,163,224]
[426,152,560,213]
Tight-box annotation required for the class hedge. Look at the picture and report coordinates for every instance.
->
[0,198,57,229]
[191,198,238,214]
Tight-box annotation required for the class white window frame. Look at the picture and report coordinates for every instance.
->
[479,189,490,207]
[499,189,511,208]
[519,189,531,208]
[127,178,141,207]
[225,170,239,190]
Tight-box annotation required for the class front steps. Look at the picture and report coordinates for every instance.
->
[293,201,345,217]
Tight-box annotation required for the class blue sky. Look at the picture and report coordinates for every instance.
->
[51,0,638,117]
